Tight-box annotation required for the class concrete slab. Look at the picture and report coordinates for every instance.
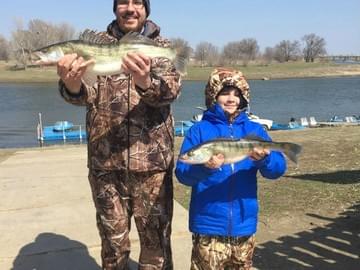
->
[0,146,191,270]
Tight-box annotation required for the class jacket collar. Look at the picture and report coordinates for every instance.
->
[202,103,249,125]
[106,19,161,40]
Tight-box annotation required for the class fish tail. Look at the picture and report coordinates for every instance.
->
[173,48,187,76]
[281,143,302,164]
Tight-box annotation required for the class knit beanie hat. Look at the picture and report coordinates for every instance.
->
[205,68,250,109]
[113,0,151,17]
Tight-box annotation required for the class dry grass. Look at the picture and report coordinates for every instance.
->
[173,126,360,217]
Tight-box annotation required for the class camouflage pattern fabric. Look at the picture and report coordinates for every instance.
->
[89,168,174,270]
[59,23,181,172]
[190,234,256,270]
[204,68,250,109]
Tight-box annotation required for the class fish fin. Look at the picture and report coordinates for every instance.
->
[120,32,158,46]
[207,137,239,143]
[281,143,302,164]
[79,29,116,45]
[172,47,188,76]
[121,32,188,75]
[243,134,270,142]
[82,67,98,87]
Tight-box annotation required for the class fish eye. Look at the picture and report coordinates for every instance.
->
[188,151,194,157]
[40,47,50,53]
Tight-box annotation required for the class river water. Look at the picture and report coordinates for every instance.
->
[0,76,359,148]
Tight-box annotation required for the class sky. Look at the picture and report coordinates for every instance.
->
[0,0,359,55]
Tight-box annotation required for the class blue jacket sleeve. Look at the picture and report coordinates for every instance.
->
[175,126,217,186]
[253,151,287,179]
[251,125,287,179]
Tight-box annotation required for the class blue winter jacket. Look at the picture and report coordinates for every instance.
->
[175,104,287,237]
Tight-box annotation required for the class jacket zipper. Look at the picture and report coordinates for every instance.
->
[228,123,234,235]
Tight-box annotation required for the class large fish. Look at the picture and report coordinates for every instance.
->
[178,137,302,165]
[30,30,187,85]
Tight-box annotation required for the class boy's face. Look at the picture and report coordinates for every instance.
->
[216,87,241,115]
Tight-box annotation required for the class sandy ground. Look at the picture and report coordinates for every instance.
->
[1,126,359,269]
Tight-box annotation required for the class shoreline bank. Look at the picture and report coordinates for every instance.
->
[1,62,360,83]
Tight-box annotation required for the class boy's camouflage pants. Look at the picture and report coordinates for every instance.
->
[89,169,174,270]
[190,234,256,270]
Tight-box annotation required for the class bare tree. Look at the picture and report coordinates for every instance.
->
[27,19,76,49]
[273,40,301,62]
[0,35,10,61]
[11,29,33,67]
[302,33,326,62]
[238,38,259,66]
[262,47,275,64]
[222,38,259,66]
[10,18,76,66]
[57,23,77,42]
[206,44,220,66]
[170,38,192,62]
[194,42,219,66]
[222,41,242,65]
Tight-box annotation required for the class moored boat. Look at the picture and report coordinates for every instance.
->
[174,120,193,136]
[37,113,86,143]
[270,122,305,131]
[318,115,360,127]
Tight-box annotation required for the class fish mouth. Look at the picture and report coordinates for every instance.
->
[30,51,57,65]
[30,51,47,65]
[178,155,188,161]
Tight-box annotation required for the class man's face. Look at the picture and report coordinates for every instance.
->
[115,0,147,33]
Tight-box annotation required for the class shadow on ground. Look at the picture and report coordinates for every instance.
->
[254,203,360,270]
[284,170,360,184]
[10,232,138,270]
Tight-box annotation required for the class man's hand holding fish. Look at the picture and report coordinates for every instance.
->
[121,51,152,90]
[57,54,95,94]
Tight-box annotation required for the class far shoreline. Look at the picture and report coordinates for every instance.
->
[1,61,360,83]
[1,72,360,84]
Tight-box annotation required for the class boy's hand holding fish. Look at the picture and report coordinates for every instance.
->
[248,147,270,161]
[204,153,225,169]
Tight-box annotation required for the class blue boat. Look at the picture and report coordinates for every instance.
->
[174,120,193,136]
[270,122,305,131]
[53,121,74,132]
[37,113,86,143]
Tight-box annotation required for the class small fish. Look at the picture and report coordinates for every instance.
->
[30,30,187,85]
[178,137,302,165]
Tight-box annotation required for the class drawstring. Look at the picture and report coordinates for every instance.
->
[127,75,131,177]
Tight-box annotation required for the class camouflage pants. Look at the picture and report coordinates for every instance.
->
[88,169,174,270]
[190,234,256,270]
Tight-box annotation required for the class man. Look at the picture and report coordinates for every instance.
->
[57,0,182,269]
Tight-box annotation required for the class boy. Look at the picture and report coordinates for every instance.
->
[175,68,287,270]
